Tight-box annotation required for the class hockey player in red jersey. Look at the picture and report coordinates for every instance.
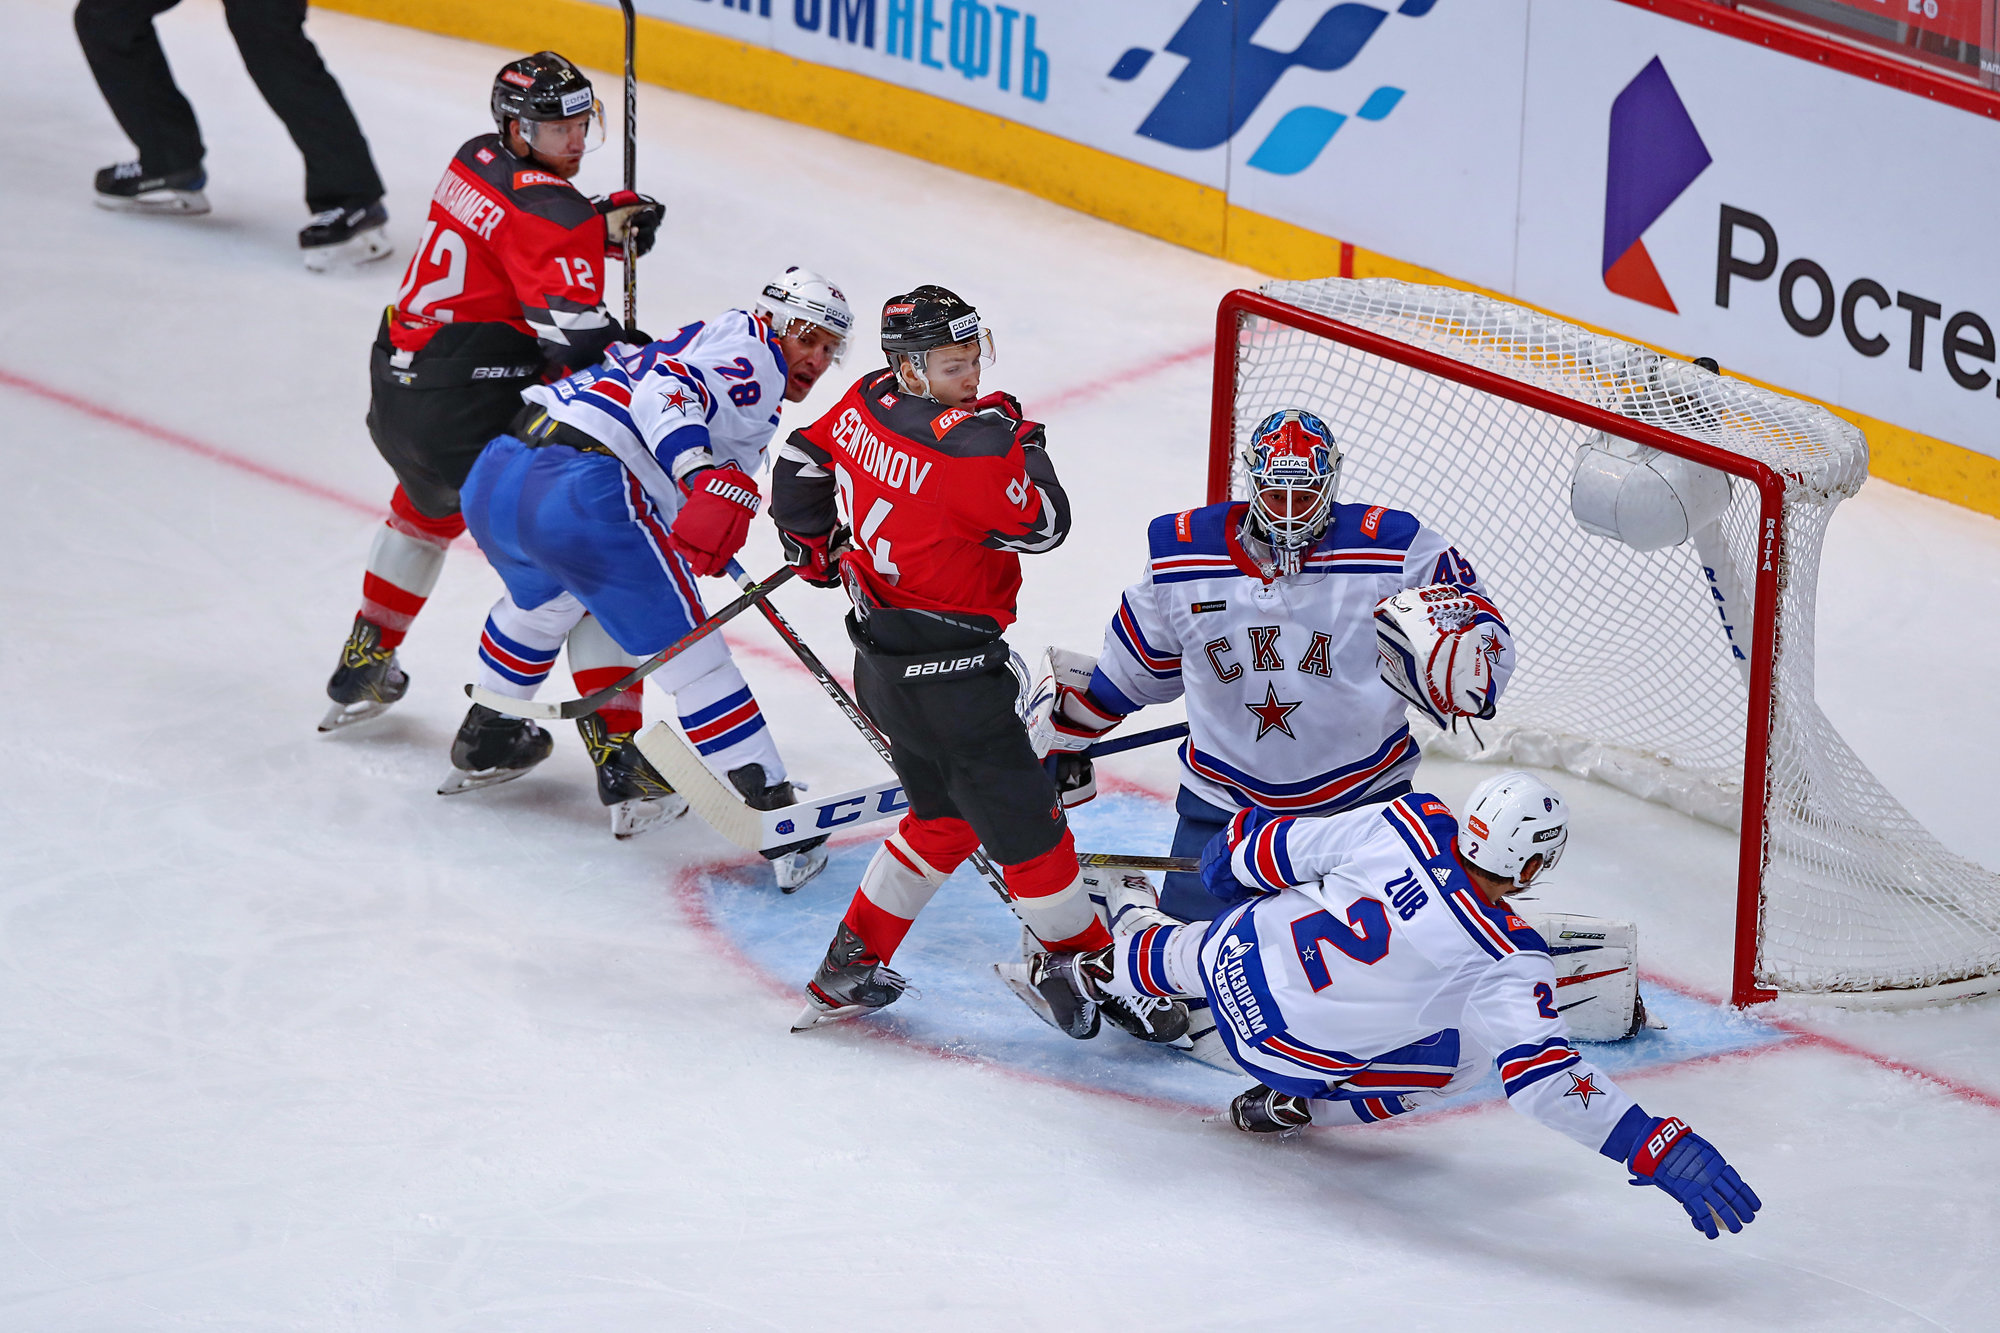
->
[318,50,661,732]
[771,286,1185,1042]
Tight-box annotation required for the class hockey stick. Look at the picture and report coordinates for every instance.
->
[617,0,638,329]
[630,721,909,852]
[1076,852,1198,873]
[1080,721,1188,760]
[463,565,797,720]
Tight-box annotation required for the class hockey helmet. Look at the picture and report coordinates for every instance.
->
[1244,409,1341,568]
[880,285,996,364]
[490,52,604,156]
[756,266,855,362]
[1459,772,1569,889]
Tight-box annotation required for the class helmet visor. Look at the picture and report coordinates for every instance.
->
[520,102,605,158]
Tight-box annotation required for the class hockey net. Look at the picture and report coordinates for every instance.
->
[1213,278,2000,1004]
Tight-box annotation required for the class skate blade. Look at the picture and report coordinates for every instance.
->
[95,190,210,215]
[436,765,538,796]
[611,794,690,840]
[318,698,396,732]
[771,845,829,893]
[790,997,875,1031]
[303,227,393,273]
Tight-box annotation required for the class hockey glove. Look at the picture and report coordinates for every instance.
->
[1024,649,1123,758]
[779,525,847,589]
[1229,1084,1312,1134]
[597,190,664,260]
[669,465,761,577]
[970,391,1047,449]
[1626,1117,1762,1239]
[1199,807,1281,906]
[1375,585,1514,728]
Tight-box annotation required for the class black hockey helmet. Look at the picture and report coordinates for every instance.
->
[880,285,986,356]
[491,51,598,132]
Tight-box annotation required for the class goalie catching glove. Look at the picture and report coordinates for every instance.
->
[1021,648,1123,807]
[1375,584,1514,728]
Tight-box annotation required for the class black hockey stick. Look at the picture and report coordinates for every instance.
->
[1080,722,1188,760]
[463,565,796,721]
[1077,852,1198,873]
[617,0,638,329]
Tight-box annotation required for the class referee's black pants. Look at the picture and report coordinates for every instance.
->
[74,0,384,210]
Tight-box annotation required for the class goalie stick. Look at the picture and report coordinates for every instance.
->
[463,565,797,721]
[617,0,639,329]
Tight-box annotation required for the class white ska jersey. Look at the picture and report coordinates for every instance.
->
[1089,500,1508,815]
[518,308,793,518]
[1118,794,1643,1150]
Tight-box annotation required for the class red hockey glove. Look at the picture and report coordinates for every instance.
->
[971,390,1046,449]
[596,190,664,260]
[669,466,760,577]
[779,525,847,589]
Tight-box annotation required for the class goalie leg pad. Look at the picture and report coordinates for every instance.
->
[1519,912,1644,1041]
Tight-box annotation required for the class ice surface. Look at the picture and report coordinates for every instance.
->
[5,0,2000,1326]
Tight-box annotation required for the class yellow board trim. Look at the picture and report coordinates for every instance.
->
[312,0,2000,519]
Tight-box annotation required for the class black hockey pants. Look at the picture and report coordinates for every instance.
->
[848,610,1067,868]
[365,318,545,520]
[74,0,384,210]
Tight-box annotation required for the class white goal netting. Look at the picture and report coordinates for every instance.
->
[1225,277,2000,997]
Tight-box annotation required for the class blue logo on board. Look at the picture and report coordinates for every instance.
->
[1108,0,1432,174]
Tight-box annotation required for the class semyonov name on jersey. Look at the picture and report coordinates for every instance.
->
[830,406,935,495]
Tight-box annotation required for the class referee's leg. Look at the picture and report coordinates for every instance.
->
[74,0,204,176]
[219,0,383,210]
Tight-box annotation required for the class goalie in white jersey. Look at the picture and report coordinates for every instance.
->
[1036,772,1762,1238]
[1031,407,1515,920]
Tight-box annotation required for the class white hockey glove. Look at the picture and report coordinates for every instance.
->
[1374,585,1514,728]
[1517,912,1652,1042]
[1023,648,1124,809]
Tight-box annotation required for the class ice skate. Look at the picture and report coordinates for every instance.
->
[93,161,208,214]
[1079,870,1191,1044]
[300,201,392,272]
[729,763,829,892]
[1018,949,1102,1040]
[577,714,688,838]
[319,614,409,732]
[438,703,553,794]
[1228,1084,1312,1136]
[792,923,908,1030]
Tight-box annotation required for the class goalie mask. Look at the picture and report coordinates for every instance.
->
[1459,772,1569,890]
[755,266,854,363]
[1243,409,1341,575]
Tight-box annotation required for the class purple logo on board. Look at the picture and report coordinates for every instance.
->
[1603,58,1712,313]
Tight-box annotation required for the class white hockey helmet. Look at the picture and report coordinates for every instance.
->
[1459,771,1569,889]
[754,266,854,362]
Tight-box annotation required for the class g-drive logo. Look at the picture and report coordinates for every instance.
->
[1602,57,1711,313]
[1110,0,1434,175]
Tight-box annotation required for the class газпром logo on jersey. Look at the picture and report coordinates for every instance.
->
[1109,1,1428,176]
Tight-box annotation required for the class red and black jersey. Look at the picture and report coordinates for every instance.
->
[385,134,613,366]
[771,369,1071,629]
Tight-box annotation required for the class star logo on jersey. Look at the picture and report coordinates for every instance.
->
[1562,1070,1605,1109]
[662,387,694,412]
[1244,683,1302,740]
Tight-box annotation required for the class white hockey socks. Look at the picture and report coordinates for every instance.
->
[564,614,646,735]
[475,591,586,700]
[1103,919,1204,1000]
[359,522,449,649]
[668,659,786,785]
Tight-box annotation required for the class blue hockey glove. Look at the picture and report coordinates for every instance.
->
[1626,1117,1762,1239]
[1199,807,1281,906]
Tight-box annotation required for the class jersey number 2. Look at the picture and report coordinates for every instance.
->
[1292,898,1392,991]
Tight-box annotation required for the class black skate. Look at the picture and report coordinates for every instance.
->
[729,763,829,892]
[1228,1084,1312,1135]
[1101,991,1192,1045]
[792,923,909,1030]
[1022,949,1102,1040]
[438,703,553,794]
[319,614,408,732]
[577,714,687,839]
[300,200,392,272]
[93,161,208,214]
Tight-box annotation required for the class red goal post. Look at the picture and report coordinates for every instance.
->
[1207,281,2000,1008]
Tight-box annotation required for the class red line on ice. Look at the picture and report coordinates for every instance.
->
[0,366,385,518]
[1035,342,1211,414]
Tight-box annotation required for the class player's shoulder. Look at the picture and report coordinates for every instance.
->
[1378,793,1547,958]
[686,310,786,375]
[1144,500,1240,563]
[865,383,1017,459]
[1323,500,1422,551]
[451,135,595,227]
